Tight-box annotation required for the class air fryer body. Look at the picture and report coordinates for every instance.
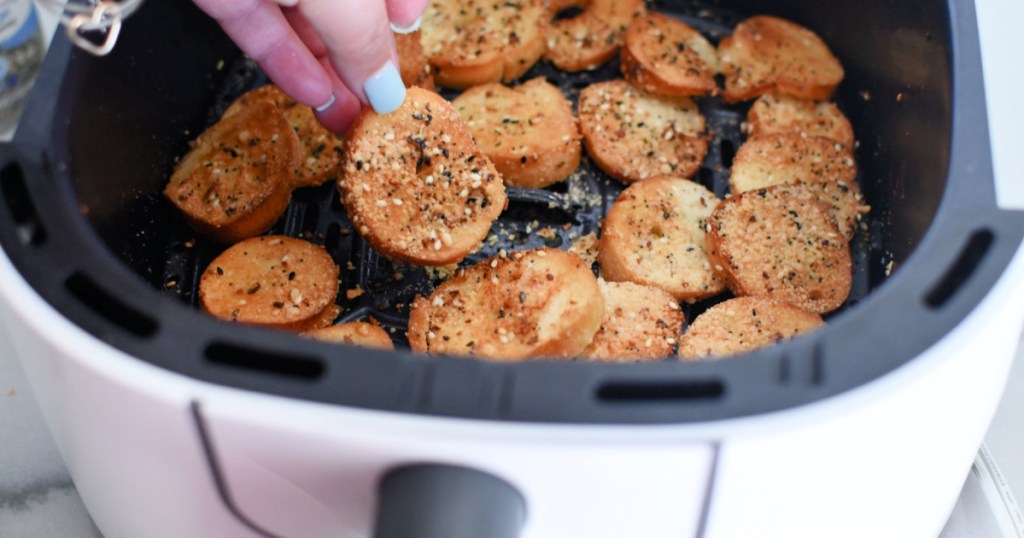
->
[5,242,1024,538]
[2,0,1024,536]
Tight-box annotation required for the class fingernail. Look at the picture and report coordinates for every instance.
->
[315,94,336,112]
[364,61,406,114]
[390,16,421,34]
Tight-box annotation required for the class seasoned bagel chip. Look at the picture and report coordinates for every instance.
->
[396,31,436,91]
[579,80,708,183]
[746,93,854,147]
[339,88,507,266]
[730,133,864,239]
[543,0,645,71]
[199,236,340,332]
[408,248,603,360]
[599,176,724,301]
[420,0,547,88]
[225,84,343,188]
[719,15,844,103]
[581,280,683,362]
[621,12,719,96]
[453,78,581,189]
[706,184,852,313]
[304,321,395,350]
[165,99,300,244]
[678,296,823,359]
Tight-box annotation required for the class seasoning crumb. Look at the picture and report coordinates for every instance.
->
[346,285,365,300]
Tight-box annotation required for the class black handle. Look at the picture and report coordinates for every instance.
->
[374,464,526,538]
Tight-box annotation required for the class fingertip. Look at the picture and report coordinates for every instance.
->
[313,86,362,134]
[386,0,430,29]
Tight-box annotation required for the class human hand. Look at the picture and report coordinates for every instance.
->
[193,0,429,133]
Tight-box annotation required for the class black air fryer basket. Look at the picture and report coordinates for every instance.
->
[1,0,1022,424]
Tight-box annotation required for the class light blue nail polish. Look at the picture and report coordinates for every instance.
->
[364,61,405,115]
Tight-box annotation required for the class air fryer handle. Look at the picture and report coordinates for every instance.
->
[373,464,526,538]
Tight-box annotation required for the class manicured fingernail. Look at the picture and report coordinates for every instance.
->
[390,16,421,34]
[364,61,405,114]
[315,94,336,112]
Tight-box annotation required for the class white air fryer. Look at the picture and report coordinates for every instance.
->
[1,0,1023,537]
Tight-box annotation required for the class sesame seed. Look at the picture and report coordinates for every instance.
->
[392,198,403,206]
[376,200,388,207]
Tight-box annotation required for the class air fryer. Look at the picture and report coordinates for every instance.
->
[1,0,1022,537]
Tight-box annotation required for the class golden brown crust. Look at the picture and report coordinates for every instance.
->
[579,80,708,183]
[678,296,823,359]
[225,84,343,188]
[339,87,507,266]
[164,99,300,244]
[719,15,844,103]
[420,0,547,89]
[599,176,725,301]
[729,133,864,240]
[542,0,645,72]
[407,248,603,360]
[621,12,719,97]
[746,93,854,147]
[396,31,436,91]
[452,78,581,189]
[303,321,395,349]
[580,280,683,362]
[705,183,852,313]
[199,236,340,331]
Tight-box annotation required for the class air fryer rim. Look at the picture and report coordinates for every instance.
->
[0,0,1022,425]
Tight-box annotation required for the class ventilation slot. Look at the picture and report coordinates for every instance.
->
[65,272,158,337]
[925,229,994,308]
[597,379,724,403]
[0,163,47,245]
[205,342,324,380]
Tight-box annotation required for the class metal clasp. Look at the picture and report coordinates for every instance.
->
[40,0,144,56]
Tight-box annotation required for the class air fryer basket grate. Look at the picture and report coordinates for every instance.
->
[155,7,882,350]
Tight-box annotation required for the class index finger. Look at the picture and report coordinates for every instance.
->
[193,0,334,109]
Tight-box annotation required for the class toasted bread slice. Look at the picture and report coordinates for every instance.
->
[599,176,725,301]
[746,93,854,147]
[729,133,864,239]
[225,84,343,188]
[579,80,708,183]
[199,236,340,331]
[420,0,547,89]
[621,12,719,97]
[165,99,300,243]
[706,183,852,313]
[396,31,436,91]
[543,0,645,71]
[303,321,395,349]
[718,15,844,103]
[581,280,683,362]
[408,248,603,360]
[678,296,823,359]
[452,78,581,189]
[339,88,507,266]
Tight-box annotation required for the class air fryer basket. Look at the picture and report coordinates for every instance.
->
[0,0,1021,424]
